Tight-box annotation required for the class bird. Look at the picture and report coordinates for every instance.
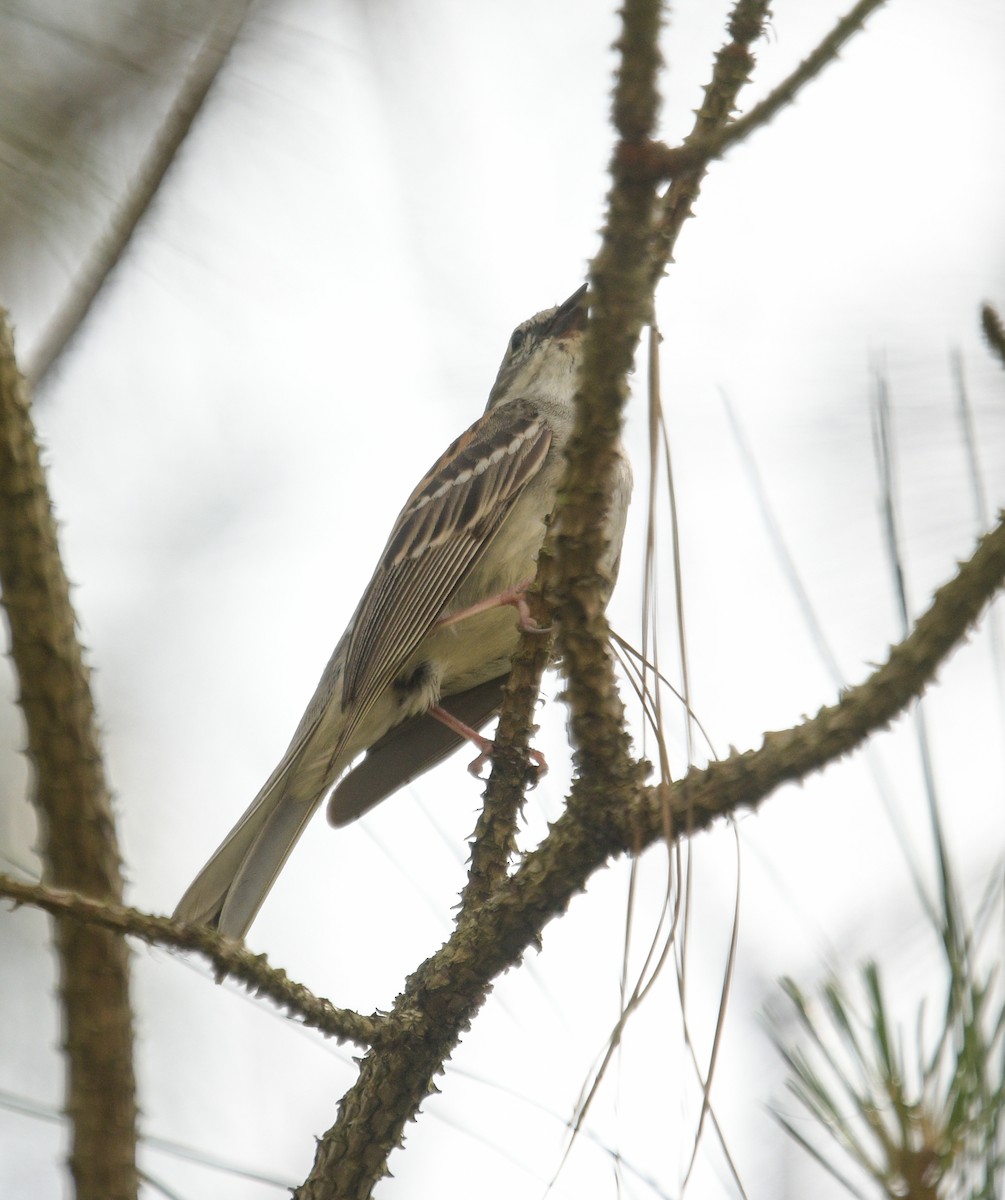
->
[174,284,632,939]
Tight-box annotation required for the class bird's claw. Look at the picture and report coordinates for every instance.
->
[467,744,549,782]
[435,578,551,635]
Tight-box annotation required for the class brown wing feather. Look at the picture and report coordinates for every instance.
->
[327,675,507,825]
[338,400,552,737]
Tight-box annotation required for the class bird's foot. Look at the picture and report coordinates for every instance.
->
[428,704,549,781]
[435,578,550,635]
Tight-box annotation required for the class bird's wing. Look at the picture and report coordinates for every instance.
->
[173,406,550,938]
[337,398,551,747]
[327,674,507,825]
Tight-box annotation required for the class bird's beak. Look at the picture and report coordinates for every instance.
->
[548,283,590,337]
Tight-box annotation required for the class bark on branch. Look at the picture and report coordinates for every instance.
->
[0,310,139,1199]
[297,508,1005,1197]
[3,504,1001,1195]
[0,875,379,1045]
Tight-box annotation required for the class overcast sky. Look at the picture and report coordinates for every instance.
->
[2,1,1004,1196]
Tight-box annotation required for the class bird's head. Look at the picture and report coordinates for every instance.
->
[485,284,589,410]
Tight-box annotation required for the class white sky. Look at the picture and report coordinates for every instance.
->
[1,0,1004,1196]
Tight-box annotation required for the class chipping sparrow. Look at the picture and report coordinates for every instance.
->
[174,285,632,938]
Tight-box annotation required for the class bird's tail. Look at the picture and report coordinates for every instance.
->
[173,767,321,941]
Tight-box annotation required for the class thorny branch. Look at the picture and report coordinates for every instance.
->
[0,874,379,1046]
[3,508,1004,1176]
[0,310,138,1199]
[1,1,994,1198]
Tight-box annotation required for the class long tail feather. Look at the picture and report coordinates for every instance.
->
[174,768,319,939]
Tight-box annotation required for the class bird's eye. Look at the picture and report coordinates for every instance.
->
[509,328,527,353]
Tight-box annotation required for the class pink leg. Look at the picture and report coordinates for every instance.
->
[435,578,550,635]
[429,704,548,780]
